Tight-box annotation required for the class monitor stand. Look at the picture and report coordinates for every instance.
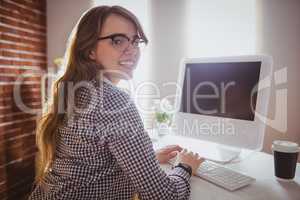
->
[155,134,242,164]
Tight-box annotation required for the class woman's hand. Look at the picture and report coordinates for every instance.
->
[177,149,205,175]
[155,145,182,164]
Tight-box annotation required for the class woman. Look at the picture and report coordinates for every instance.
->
[30,5,203,199]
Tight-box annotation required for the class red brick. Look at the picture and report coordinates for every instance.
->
[0,16,46,33]
[0,0,46,196]
[0,50,46,61]
[0,104,41,116]
[1,0,46,20]
[0,25,46,41]
[0,75,42,82]
[0,122,37,141]
[0,33,46,49]
[0,7,46,27]
[0,155,36,199]
[10,0,46,13]
[0,135,37,165]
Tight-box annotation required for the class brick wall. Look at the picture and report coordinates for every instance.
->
[0,0,46,199]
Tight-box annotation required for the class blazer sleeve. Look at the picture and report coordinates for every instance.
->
[96,89,191,200]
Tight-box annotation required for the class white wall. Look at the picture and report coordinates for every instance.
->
[47,0,92,71]
[186,0,256,57]
[256,0,300,157]
[149,0,257,98]
[150,0,187,84]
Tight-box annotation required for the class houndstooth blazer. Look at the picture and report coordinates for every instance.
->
[29,78,191,200]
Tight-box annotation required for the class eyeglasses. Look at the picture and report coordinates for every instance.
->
[97,33,146,52]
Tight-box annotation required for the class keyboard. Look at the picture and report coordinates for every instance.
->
[170,159,255,191]
[196,161,255,191]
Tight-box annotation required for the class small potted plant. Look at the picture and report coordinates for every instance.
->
[154,98,173,136]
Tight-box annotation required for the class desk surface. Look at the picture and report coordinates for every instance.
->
[152,134,300,200]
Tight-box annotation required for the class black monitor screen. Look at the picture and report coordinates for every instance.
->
[180,62,261,121]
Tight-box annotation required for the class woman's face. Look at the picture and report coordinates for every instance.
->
[90,14,141,83]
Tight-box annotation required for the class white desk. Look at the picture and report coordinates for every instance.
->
[151,133,300,200]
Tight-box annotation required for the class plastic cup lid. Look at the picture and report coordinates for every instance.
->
[272,140,300,153]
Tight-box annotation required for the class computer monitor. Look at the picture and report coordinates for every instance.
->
[168,55,272,162]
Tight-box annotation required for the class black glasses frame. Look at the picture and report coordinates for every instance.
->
[97,33,146,48]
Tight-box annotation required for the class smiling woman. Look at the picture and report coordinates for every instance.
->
[29,5,203,200]
[89,12,146,83]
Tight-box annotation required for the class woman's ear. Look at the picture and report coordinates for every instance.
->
[89,50,96,60]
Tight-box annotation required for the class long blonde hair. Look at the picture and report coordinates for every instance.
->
[35,5,148,182]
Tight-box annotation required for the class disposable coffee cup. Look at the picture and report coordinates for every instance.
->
[271,140,299,181]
